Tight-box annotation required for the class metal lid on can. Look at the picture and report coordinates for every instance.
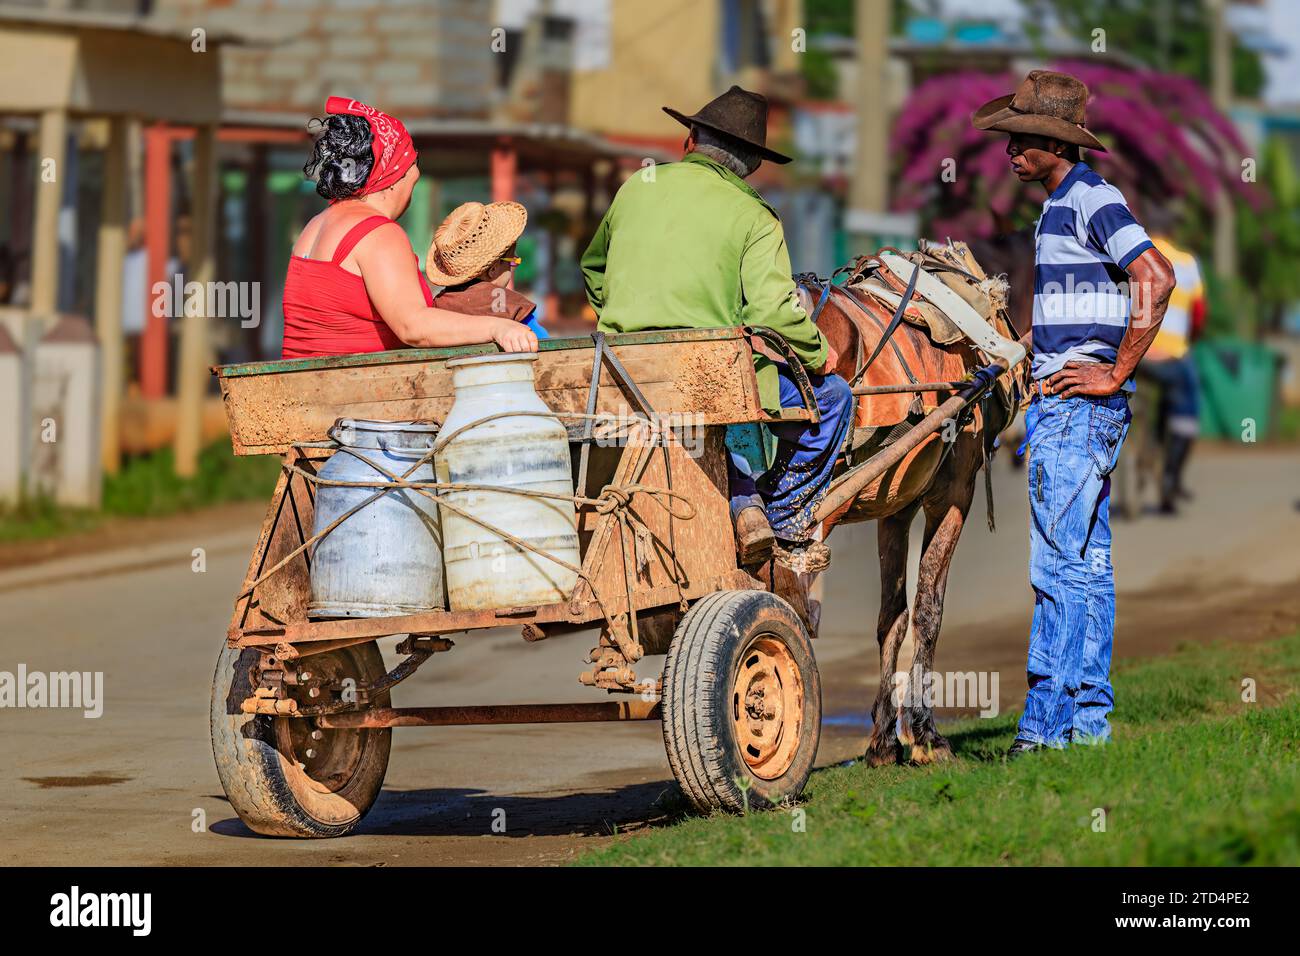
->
[329,418,440,452]
[446,352,539,369]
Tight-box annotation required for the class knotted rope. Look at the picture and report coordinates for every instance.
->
[237,408,697,653]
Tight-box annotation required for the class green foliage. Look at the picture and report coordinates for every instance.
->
[801,0,911,100]
[801,47,840,100]
[1237,137,1300,332]
[1020,0,1265,97]
[804,0,855,37]
[99,441,280,517]
[1202,269,1260,340]
[0,495,100,544]
[0,441,280,544]
[578,632,1300,867]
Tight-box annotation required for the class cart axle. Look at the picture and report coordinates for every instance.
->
[314,699,662,728]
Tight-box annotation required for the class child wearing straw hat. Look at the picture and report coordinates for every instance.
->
[426,201,547,338]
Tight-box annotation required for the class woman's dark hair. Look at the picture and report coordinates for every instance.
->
[304,114,374,201]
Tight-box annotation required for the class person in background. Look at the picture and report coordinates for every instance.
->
[424,201,547,339]
[119,218,149,376]
[973,70,1175,755]
[1139,206,1205,514]
[281,97,535,360]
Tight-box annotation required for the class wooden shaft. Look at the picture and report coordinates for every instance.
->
[815,335,1029,523]
[852,380,963,396]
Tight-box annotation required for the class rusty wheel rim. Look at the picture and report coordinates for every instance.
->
[274,651,367,798]
[732,634,804,780]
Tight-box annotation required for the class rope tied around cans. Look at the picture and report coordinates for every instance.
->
[236,407,697,654]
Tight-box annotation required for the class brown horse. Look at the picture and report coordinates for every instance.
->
[795,242,1027,766]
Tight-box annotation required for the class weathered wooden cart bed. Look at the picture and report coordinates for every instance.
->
[209,328,825,837]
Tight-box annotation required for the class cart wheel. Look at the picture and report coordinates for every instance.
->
[662,590,821,813]
[210,640,391,838]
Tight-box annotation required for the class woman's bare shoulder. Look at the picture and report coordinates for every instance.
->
[291,211,328,257]
[350,218,410,261]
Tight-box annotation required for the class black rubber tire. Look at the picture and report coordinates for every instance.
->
[662,589,821,813]
[210,641,391,838]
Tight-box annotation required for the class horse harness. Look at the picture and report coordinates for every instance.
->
[795,255,1009,528]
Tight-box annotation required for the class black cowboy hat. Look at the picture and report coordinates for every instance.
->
[972,69,1106,152]
[663,85,792,165]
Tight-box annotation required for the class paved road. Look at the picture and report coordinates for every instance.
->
[1,447,1297,865]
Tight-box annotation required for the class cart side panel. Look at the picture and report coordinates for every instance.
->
[228,449,320,639]
[572,426,736,616]
[216,331,764,455]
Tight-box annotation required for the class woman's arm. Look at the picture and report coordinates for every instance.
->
[355,223,537,352]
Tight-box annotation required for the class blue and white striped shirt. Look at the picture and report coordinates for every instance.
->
[1032,162,1153,384]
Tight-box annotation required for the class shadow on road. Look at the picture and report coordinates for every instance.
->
[210,778,678,840]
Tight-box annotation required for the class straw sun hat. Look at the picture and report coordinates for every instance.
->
[425,200,528,287]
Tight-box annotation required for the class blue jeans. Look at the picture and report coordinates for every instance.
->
[1143,355,1200,437]
[1017,392,1130,747]
[728,364,854,542]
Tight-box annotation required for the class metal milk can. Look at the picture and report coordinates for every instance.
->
[309,418,445,618]
[436,353,580,611]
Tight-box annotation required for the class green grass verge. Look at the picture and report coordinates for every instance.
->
[0,441,280,544]
[579,633,1300,866]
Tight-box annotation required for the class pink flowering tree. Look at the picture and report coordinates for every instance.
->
[891,61,1261,247]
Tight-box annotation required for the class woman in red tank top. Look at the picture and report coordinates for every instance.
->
[282,98,537,360]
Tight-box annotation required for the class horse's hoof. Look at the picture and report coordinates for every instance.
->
[908,740,954,765]
[863,741,903,767]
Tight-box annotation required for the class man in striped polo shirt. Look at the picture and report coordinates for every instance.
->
[974,71,1176,754]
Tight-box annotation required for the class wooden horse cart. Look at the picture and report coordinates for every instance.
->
[211,328,838,837]
[211,310,1024,838]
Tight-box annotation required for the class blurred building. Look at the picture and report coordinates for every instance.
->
[0,0,233,494]
[0,0,813,491]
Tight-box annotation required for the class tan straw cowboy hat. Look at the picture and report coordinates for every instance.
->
[972,69,1106,152]
[426,200,528,287]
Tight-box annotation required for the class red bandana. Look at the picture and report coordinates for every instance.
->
[324,96,417,197]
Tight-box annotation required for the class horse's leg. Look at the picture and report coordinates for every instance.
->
[900,440,978,764]
[864,504,917,767]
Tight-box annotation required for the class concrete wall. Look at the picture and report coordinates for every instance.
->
[0,310,101,508]
[567,0,718,142]
[565,0,803,142]
[154,0,495,119]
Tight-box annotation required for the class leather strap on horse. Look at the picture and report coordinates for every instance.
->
[796,277,834,327]
[848,260,921,389]
[831,255,879,286]
[826,286,920,388]
[815,282,832,324]
[981,393,997,533]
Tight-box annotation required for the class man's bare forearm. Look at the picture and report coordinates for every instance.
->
[1111,248,1175,383]
[1111,292,1168,381]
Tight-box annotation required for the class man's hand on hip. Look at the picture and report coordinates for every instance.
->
[1045,361,1123,398]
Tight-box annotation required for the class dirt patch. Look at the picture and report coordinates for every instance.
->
[676,346,746,413]
[23,774,131,789]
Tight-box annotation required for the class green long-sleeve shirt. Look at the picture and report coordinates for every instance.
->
[581,152,827,412]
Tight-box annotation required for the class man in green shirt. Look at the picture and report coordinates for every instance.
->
[581,86,852,567]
